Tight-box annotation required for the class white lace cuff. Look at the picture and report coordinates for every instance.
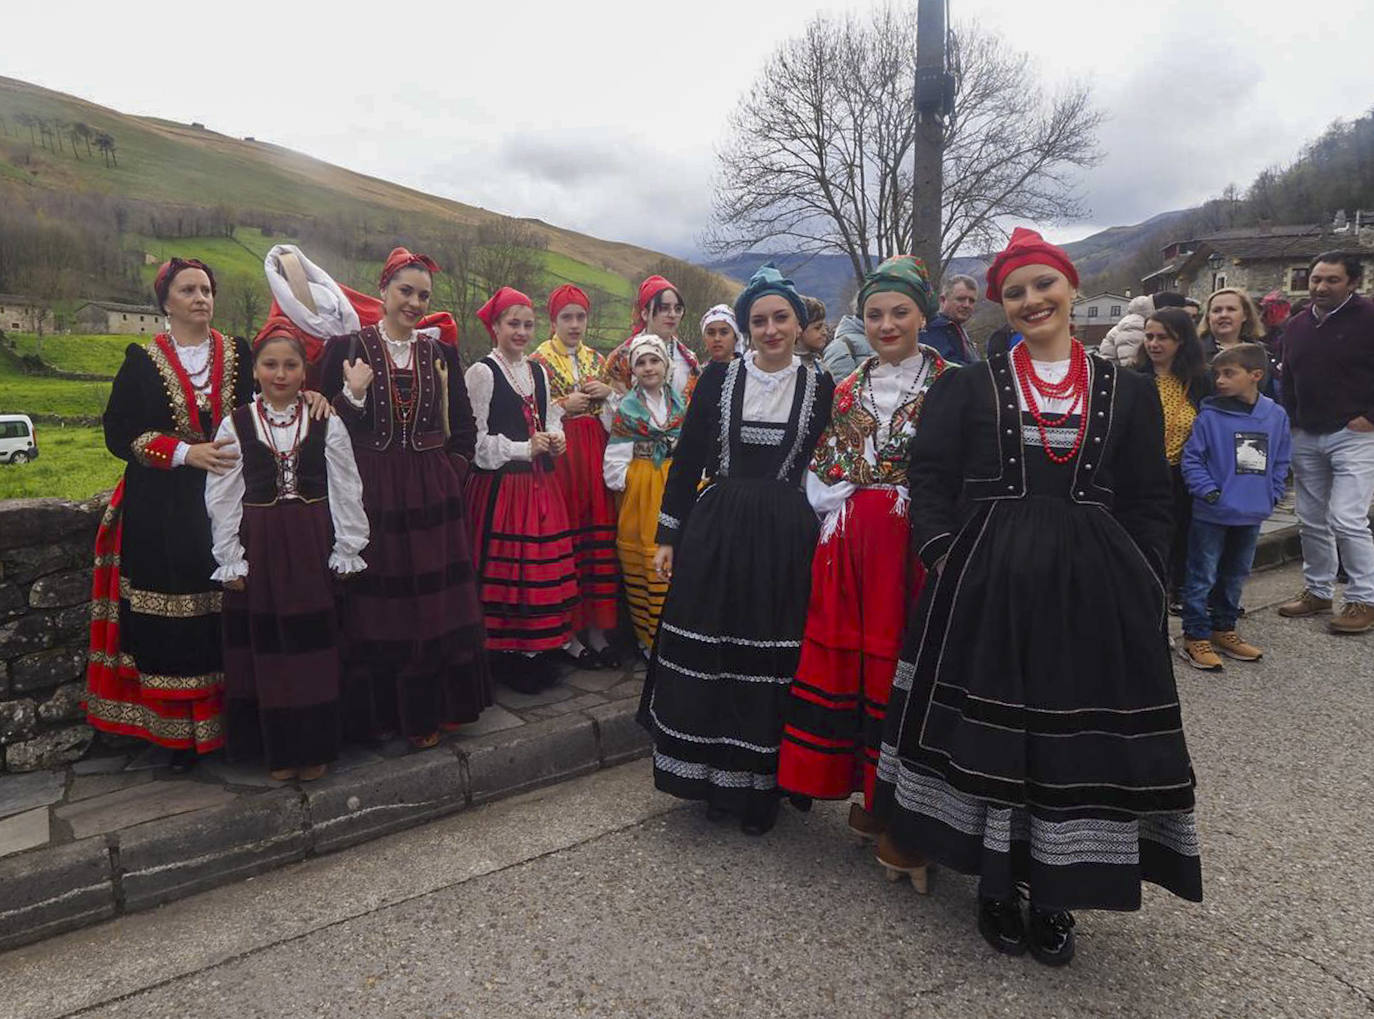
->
[211,559,249,582]
[329,550,367,575]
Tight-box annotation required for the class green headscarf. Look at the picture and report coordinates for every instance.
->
[734,262,809,335]
[857,255,937,320]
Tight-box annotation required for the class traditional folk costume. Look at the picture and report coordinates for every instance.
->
[700,303,746,360]
[875,231,1202,921]
[602,336,686,650]
[779,256,951,815]
[320,248,490,741]
[86,263,252,754]
[464,287,579,662]
[639,265,835,831]
[529,285,619,634]
[604,275,702,402]
[205,385,368,770]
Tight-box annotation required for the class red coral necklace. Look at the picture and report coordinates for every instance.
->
[1013,340,1089,465]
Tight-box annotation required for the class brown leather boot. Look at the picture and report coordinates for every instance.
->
[1211,630,1262,661]
[1330,602,1374,634]
[1278,589,1333,617]
[876,831,930,894]
[848,802,884,841]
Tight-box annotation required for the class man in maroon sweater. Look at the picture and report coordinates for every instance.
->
[1277,251,1374,634]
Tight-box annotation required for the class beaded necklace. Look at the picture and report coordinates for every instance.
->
[1013,339,1090,465]
[860,353,931,443]
[493,349,543,431]
[254,395,305,495]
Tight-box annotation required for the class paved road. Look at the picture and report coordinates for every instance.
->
[2,563,1371,1019]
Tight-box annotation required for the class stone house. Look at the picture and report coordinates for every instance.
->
[1072,292,1130,346]
[74,301,164,336]
[0,295,53,334]
[1141,212,1374,303]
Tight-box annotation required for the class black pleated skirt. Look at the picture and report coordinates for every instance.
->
[638,478,818,814]
[875,494,1203,911]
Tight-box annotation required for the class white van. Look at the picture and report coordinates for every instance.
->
[0,414,37,465]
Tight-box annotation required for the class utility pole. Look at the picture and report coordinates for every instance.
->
[911,0,952,276]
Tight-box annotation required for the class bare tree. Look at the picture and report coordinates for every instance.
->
[15,112,36,145]
[706,6,1103,283]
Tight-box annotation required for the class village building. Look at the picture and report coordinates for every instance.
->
[1072,291,1130,346]
[0,294,54,334]
[1141,211,1374,302]
[75,301,165,336]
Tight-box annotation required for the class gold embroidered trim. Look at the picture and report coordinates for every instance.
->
[119,578,222,618]
[88,650,137,669]
[146,341,199,440]
[93,552,118,569]
[130,430,174,468]
[86,694,224,744]
[89,599,120,623]
[219,337,239,424]
[137,669,223,692]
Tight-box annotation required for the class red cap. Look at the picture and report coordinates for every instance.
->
[985,227,1078,303]
[547,284,590,321]
[476,286,533,343]
[379,247,441,290]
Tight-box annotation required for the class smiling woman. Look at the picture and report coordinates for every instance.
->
[872,228,1203,968]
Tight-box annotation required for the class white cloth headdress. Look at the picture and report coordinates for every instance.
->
[700,303,745,355]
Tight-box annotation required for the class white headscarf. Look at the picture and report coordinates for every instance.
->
[628,334,670,371]
[263,244,361,338]
[700,303,745,356]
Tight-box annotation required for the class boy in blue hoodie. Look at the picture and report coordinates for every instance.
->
[1178,343,1292,670]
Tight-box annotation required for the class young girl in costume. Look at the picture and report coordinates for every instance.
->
[604,275,702,401]
[529,285,620,667]
[700,304,744,363]
[85,258,255,772]
[206,328,369,781]
[777,256,951,889]
[602,335,685,655]
[638,264,834,836]
[320,248,490,750]
[465,287,579,692]
[875,229,1201,967]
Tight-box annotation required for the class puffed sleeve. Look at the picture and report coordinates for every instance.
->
[655,361,723,545]
[905,369,967,569]
[324,416,369,574]
[603,439,633,491]
[466,360,530,469]
[204,415,248,581]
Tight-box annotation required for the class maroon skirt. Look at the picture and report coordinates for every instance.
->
[345,445,490,739]
[553,415,620,631]
[466,463,578,652]
[223,499,340,770]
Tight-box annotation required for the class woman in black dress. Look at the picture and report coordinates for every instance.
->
[639,263,834,836]
[875,229,1202,966]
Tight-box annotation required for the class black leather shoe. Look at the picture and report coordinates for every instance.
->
[740,796,780,836]
[978,894,1026,956]
[1028,906,1075,966]
[595,645,622,669]
[786,793,813,813]
[168,748,197,774]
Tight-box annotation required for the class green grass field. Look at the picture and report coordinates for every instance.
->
[0,425,120,501]
[0,349,111,420]
[10,334,131,377]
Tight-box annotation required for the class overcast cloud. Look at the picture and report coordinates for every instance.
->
[2,0,1370,257]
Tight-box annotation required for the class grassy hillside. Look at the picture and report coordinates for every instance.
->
[0,75,696,283]
[11,333,128,377]
[0,426,119,501]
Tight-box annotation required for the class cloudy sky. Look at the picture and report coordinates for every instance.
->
[3,0,1370,258]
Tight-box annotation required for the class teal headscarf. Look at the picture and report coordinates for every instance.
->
[857,255,938,320]
[733,262,808,337]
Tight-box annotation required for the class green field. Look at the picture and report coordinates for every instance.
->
[10,334,130,377]
[0,425,120,501]
[0,355,111,420]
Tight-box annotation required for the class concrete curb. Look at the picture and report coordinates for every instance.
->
[0,694,650,951]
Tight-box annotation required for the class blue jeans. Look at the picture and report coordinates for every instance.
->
[1181,520,1260,638]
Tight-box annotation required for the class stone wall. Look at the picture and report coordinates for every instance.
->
[0,497,109,772]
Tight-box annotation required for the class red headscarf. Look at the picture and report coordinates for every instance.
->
[631,274,678,335]
[379,247,441,290]
[547,283,590,321]
[985,227,1079,303]
[153,257,216,313]
[476,286,533,343]
[252,314,316,359]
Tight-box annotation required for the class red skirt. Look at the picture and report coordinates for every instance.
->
[778,488,926,811]
[553,415,620,631]
[466,464,578,652]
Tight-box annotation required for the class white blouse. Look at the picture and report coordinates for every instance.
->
[1018,357,1076,414]
[741,352,801,422]
[168,338,212,468]
[204,398,370,581]
[602,388,671,491]
[465,356,566,470]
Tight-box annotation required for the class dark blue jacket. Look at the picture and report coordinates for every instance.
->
[1181,394,1291,527]
[919,314,979,365]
